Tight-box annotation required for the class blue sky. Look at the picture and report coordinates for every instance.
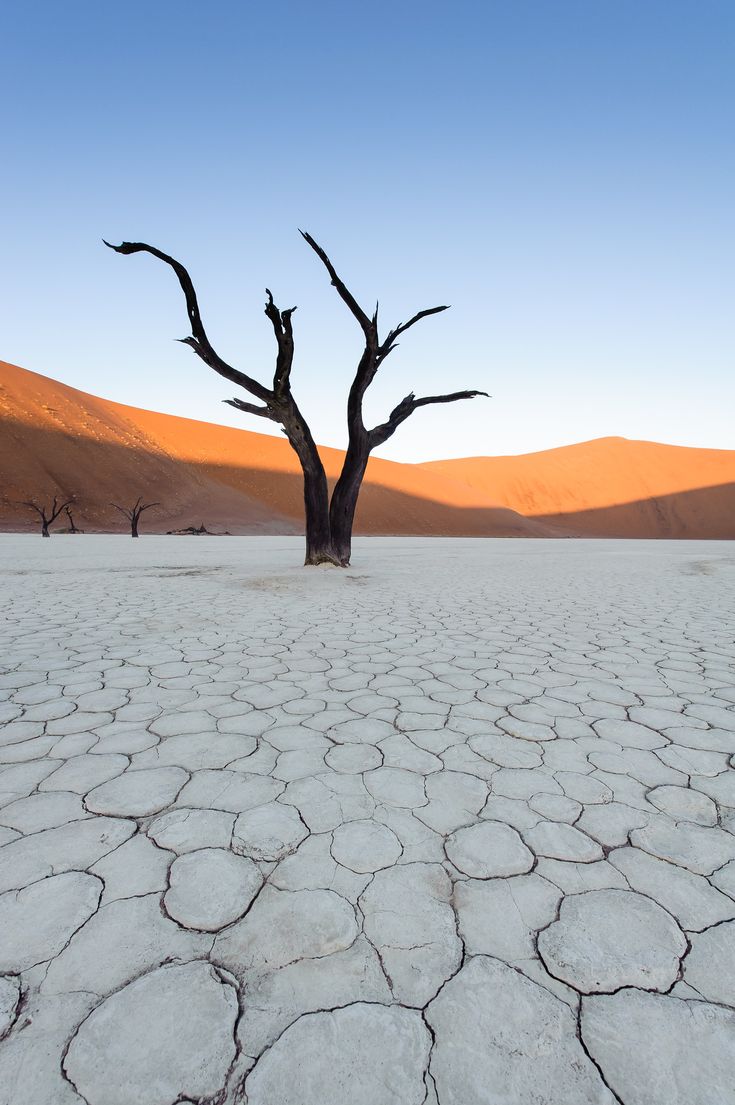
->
[1,0,733,461]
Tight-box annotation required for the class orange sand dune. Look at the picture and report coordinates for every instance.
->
[0,360,550,536]
[423,439,735,538]
[1,359,733,538]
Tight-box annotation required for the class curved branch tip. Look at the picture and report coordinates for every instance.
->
[103,240,136,254]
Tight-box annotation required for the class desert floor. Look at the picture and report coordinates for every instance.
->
[1,535,734,1105]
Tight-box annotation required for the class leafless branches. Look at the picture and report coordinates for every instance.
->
[300,233,488,559]
[106,232,489,564]
[369,389,489,448]
[111,497,160,537]
[22,496,74,537]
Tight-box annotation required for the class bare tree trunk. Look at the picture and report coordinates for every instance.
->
[282,411,339,565]
[41,521,50,538]
[329,444,369,565]
[302,468,335,564]
[131,517,139,537]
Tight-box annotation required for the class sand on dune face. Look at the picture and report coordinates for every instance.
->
[0,359,297,535]
[1,358,734,537]
[422,438,735,538]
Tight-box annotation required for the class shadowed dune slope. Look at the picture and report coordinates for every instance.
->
[1,359,733,537]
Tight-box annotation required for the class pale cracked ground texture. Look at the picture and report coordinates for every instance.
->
[1,535,734,1105]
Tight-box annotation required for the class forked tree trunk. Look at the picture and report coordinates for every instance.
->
[131,517,139,537]
[41,521,50,538]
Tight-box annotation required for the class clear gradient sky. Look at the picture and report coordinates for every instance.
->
[1,1,733,461]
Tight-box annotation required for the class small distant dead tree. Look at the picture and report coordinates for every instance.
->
[111,498,159,537]
[105,233,488,565]
[65,506,83,533]
[22,496,73,537]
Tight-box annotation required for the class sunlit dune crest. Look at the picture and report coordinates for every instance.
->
[1,359,734,538]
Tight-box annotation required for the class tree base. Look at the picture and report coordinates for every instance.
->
[304,548,348,567]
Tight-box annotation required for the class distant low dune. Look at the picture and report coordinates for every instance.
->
[1,359,733,537]
[422,439,735,539]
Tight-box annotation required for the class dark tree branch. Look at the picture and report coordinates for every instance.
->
[111,501,135,521]
[106,236,338,564]
[400,388,489,411]
[300,234,456,428]
[21,497,73,520]
[369,389,489,448]
[378,305,450,362]
[103,240,273,403]
[299,231,488,563]
[224,397,278,420]
[48,496,73,524]
[299,231,373,337]
[263,289,297,398]
[300,232,382,445]
[111,498,157,518]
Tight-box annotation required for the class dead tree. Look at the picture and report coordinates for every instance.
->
[22,496,73,537]
[111,498,159,537]
[105,234,488,565]
[65,506,83,533]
